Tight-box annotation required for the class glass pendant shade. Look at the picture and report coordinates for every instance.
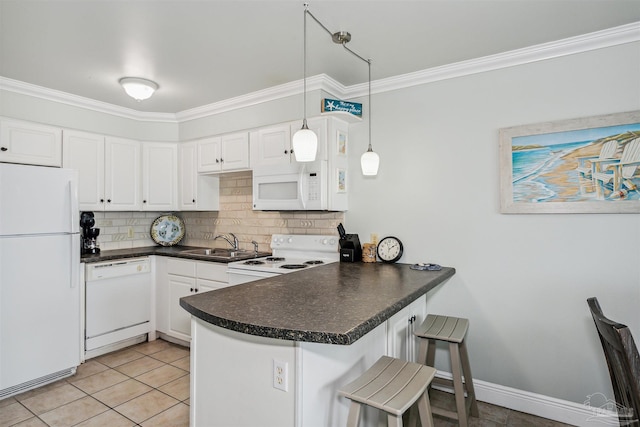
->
[119,77,158,101]
[292,124,318,162]
[360,148,380,176]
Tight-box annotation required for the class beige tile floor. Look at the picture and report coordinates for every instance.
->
[1,339,189,427]
[1,339,573,427]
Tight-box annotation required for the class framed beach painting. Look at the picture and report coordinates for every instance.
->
[499,110,640,214]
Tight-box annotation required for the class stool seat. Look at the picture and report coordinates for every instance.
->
[414,314,469,343]
[414,314,478,427]
[339,356,436,427]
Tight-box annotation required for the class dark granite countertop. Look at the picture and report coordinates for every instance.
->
[80,245,270,264]
[180,262,455,345]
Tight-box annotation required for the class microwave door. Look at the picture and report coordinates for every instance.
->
[253,172,304,210]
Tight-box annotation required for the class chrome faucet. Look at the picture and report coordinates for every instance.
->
[251,240,259,254]
[214,233,239,251]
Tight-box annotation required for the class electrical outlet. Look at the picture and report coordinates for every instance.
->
[127,227,134,238]
[273,359,288,392]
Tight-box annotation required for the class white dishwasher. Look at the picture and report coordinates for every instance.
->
[85,257,152,357]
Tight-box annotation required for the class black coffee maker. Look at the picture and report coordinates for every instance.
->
[80,211,100,254]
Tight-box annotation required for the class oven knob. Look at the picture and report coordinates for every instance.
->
[329,238,336,245]
[287,237,293,243]
[322,238,328,245]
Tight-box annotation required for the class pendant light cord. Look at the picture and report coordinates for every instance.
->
[306,7,373,151]
[302,3,309,128]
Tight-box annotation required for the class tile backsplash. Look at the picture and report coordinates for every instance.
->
[93,171,344,252]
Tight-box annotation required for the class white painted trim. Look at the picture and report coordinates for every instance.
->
[1,22,638,123]
[0,76,177,123]
[175,73,348,122]
[433,371,619,427]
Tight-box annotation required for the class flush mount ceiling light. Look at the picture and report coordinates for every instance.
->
[119,77,158,101]
[292,3,318,162]
[303,5,379,175]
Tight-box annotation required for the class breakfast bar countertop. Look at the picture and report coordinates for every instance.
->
[180,262,455,345]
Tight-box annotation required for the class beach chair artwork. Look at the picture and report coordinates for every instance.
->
[575,139,618,195]
[500,111,640,213]
[592,137,640,200]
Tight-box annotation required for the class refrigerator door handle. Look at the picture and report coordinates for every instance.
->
[69,179,79,233]
[70,236,79,288]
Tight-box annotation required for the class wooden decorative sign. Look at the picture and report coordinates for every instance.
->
[321,98,362,117]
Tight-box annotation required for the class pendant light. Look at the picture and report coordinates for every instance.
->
[119,77,158,101]
[301,4,380,174]
[360,59,379,176]
[291,3,318,162]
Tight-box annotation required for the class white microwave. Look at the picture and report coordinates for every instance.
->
[252,161,328,210]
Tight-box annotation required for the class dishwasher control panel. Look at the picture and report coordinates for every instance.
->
[85,257,150,281]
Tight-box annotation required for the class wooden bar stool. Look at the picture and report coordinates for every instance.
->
[338,356,436,427]
[414,314,478,427]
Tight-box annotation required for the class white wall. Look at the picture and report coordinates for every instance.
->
[346,42,640,404]
[0,91,179,141]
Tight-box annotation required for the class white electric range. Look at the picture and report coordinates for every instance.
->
[227,234,340,285]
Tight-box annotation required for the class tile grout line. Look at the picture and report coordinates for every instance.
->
[6,341,190,427]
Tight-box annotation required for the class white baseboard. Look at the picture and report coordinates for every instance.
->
[434,372,621,427]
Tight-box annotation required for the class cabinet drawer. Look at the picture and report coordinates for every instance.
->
[167,258,196,277]
[197,262,228,282]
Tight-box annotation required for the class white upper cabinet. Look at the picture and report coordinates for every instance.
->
[250,118,328,168]
[197,132,249,173]
[220,132,250,170]
[104,137,141,211]
[0,118,62,167]
[64,131,142,211]
[62,130,105,211]
[142,142,178,211]
[179,142,220,211]
[251,124,292,167]
[197,137,221,173]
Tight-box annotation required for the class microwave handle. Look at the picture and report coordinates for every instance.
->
[299,163,306,210]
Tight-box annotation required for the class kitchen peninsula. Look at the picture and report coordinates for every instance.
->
[180,262,454,427]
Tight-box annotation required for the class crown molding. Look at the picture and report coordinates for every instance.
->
[0,76,177,123]
[175,73,348,122]
[1,22,638,123]
[344,21,640,98]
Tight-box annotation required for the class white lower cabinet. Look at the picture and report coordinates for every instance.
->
[386,294,427,362]
[157,257,229,342]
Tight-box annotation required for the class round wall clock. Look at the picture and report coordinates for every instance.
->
[376,236,403,263]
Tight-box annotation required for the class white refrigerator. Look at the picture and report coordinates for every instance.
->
[0,163,81,399]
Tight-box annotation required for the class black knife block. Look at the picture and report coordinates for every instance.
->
[339,234,362,262]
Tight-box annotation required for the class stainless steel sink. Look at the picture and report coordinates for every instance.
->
[180,248,248,258]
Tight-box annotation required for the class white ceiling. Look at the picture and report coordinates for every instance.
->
[1,0,639,114]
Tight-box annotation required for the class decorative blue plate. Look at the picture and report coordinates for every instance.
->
[150,214,185,246]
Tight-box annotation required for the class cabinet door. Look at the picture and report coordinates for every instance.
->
[197,278,228,292]
[179,142,198,210]
[0,119,62,167]
[169,275,196,339]
[197,137,222,173]
[253,125,291,167]
[142,142,178,211]
[62,130,105,211]
[104,137,141,211]
[386,295,426,362]
[220,132,249,171]
[180,142,220,211]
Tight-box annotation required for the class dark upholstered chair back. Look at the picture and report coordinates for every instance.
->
[587,297,640,427]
